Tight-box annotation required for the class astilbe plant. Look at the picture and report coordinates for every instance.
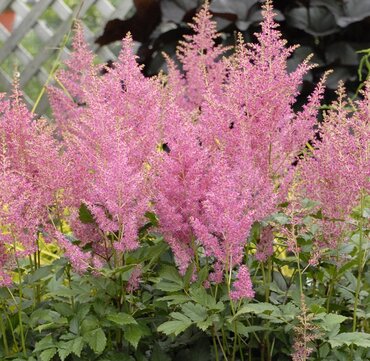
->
[298,81,370,249]
[49,25,162,268]
[154,0,328,291]
[0,81,64,286]
[2,2,370,361]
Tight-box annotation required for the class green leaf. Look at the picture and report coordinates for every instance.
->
[155,280,184,292]
[189,287,223,311]
[157,319,192,336]
[183,263,194,289]
[322,314,347,329]
[157,294,191,305]
[83,328,107,354]
[81,315,99,333]
[159,266,183,285]
[107,313,137,326]
[181,303,207,322]
[28,265,53,283]
[72,336,84,357]
[58,347,72,361]
[145,211,159,227]
[79,203,94,224]
[196,315,218,331]
[329,332,370,348]
[124,324,144,349]
[234,303,278,319]
[53,303,74,317]
[170,312,192,323]
[40,348,57,361]
[271,212,290,225]
[320,313,347,338]
[34,335,55,353]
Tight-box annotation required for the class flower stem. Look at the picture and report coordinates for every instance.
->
[353,191,365,332]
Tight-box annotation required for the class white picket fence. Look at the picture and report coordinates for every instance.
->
[0,0,133,113]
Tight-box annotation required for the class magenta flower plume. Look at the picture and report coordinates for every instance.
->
[230,265,255,301]
[49,25,161,267]
[299,81,370,246]
[156,0,326,278]
[175,2,228,110]
[0,83,64,285]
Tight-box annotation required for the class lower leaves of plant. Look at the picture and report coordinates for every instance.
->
[0,1,369,361]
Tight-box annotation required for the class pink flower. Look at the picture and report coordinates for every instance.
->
[255,227,274,262]
[126,265,142,293]
[230,265,255,301]
[56,233,90,274]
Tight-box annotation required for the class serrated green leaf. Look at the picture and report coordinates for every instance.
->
[40,348,57,361]
[181,303,207,322]
[329,332,370,348]
[322,314,347,329]
[72,336,84,357]
[157,319,192,336]
[81,315,99,333]
[234,303,278,319]
[157,294,191,305]
[155,280,184,292]
[189,287,222,311]
[124,324,143,349]
[83,328,106,354]
[170,312,192,323]
[58,346,72,361]
[183,263,194,289]
[107,313,137,326]
[28,265,53,283]
[196,315,218,331]
[159,266,183,284]
[34,335,55,353]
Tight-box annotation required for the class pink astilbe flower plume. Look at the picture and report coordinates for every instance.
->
[49,24,161,268]
[156,1,326,280]
[175,1,228,110]
[154,119,212,274]
[0,82,64,286]
[299,81,370,247]
[230,265,255,301]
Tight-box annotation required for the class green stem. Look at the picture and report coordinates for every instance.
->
[216,329,229,361]
[212,327,220,361]
[0,305,9,356]
[15,264,27,357]
[232,322,238,361]
[3,297,19,352]
[353,192,365,332]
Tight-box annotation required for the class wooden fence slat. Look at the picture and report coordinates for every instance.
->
[0,0,54,63]
[0,0,135,113]
[0,0,13,14]
[20,0,94,86]
[0,68,12,90]
[96,0,115,18]
[12,0,53,42]
[115,0,134,17]
[52,0,73,21]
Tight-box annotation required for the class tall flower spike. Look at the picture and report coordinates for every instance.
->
[176,2,228,110]
[0,82,64,285]
[230,265,255,301]
[49,25,161,269]
[299,81,370,247]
